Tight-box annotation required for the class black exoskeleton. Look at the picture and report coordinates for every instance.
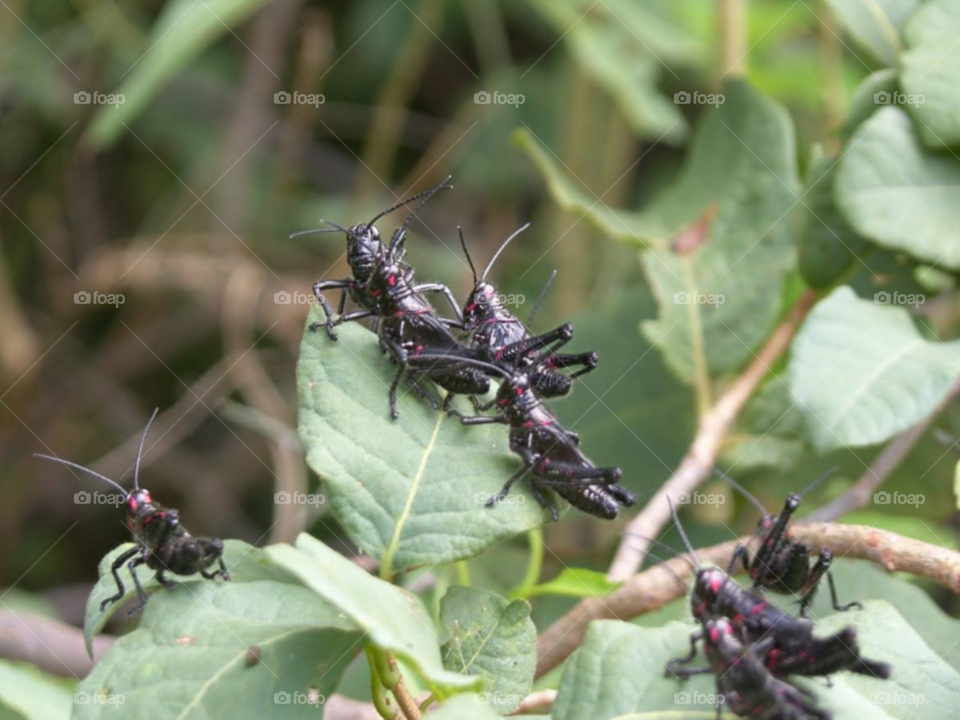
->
[35,410,229,615]
[457,225,598,398]
[418,351,636,520]
[718,468,862,616]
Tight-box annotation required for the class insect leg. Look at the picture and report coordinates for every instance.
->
[550,351,600,379]
[413,282,464,326]
[486,465,531,508]
[729,542,751,576]
[156,570,178,589]
[100,546,141,611]
[311,280,351,340]
[666,630,704,678]
[126,555,149,616]
[820,554,862,613]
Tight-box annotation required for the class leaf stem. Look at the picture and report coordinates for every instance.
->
[512,527,544,598]
[366,646,398,720]
[718,0,748,79]
[455,560,471,587]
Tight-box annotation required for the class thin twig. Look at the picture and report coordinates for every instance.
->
[538,524,960,678]
[386,654,422,720]
[810,373,960,522]
[607,290,818,581]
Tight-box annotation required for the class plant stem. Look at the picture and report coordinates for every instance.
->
[455,560,471,586]
[607,289,818,581]
[513,527,544,597]
[718,0,748,79]
[366,646,398,719]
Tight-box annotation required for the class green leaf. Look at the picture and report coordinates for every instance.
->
[526,0,695,144]
[84,540,299,656]
[902,0,960,148]
[836,106,960,269]
[824,0,919,67]
[86,0,272,148]
[639,80,799,381]
[439,587,536,713]
[266,534,480,694]
[76,545,362,720]
[553,602,959,720]
[423,695,511,720]
[789,286,960,451]
[514,129,665,248]
[297,314,550,576]
[0,661,73,720]
[798,146,870,289]
[841,69,898,140]
[521,568,622,599]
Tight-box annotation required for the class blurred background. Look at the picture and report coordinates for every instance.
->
[1,0,957,663]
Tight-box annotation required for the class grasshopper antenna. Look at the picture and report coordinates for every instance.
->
[799,466,840,499]
[480,222,531,282]
[713,468,768,516]
[387,176,454,254]
[289,220,349,239]
[458,226,478,285]
[369,175,452,233]
[621,531,698,575]
[668,496,702,568]
[526,269,557,327]
[132,408,159,491]
[34,455,129,498]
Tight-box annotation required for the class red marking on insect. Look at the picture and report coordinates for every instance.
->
[751,601,767,614]
[709,576,722,593]
[767,649,780,669]
[388,275,396,286]
[522,421,535,428]
[732,613,745,625]
[465,303,477,313]
[371,289,381,297]
[515,386,523,396]
[694,600,708,617]
[709,628,720,642]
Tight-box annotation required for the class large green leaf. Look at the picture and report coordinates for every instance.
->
[266,534,480,694]
[836,106,960,269]
[824,0,919,67]
[297,313,550,576]
[84,540,298,656]
[86,0,272,148]
[439,587,536,713]
[639,80,799,381]
[789,286,960,451]
[553,602,958,720]
[0,661,72,720]
[76,543,362,720]
[525,81,798,382]
[521,568,622,599]
[902,0,960,147]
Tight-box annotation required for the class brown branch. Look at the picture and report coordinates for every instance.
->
[607,290,818,581]
[810,373,960,522]
[386,654,422,720]
[537,524,960,679]
[509,689,556,716]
